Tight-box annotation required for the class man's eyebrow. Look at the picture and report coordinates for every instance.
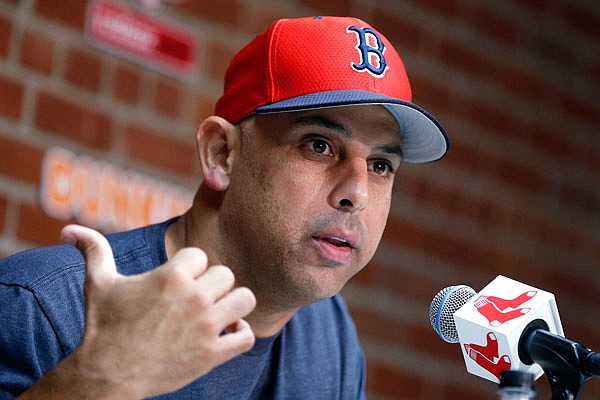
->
[377,144,404,159]
[291,115,350,137]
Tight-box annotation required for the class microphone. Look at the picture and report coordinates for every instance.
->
[429,275,599,399]
[429,284,477,343]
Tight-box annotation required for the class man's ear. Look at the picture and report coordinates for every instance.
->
[195,116,240,191]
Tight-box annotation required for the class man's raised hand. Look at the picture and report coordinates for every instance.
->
[20,224,256,399]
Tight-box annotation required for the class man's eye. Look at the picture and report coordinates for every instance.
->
[307,139,333,156]
[371,160,395,176]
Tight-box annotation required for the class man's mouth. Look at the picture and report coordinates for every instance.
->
[312,235,356,264]
[319,236,353,248]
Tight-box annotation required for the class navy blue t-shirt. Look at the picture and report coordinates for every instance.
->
[0,220,366,399]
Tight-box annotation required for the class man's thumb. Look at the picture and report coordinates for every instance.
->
[61,224,117,283]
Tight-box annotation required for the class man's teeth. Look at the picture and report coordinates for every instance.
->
[325,237,349,247]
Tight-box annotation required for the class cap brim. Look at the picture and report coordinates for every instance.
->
[255,90,449,163]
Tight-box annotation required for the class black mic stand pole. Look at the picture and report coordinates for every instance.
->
[519,321,600,400]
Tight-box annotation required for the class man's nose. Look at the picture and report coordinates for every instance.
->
[328,157,368,213]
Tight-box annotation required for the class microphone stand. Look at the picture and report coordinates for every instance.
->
[519,322,600,400]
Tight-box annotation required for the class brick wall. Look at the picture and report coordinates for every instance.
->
[0,0,598,399]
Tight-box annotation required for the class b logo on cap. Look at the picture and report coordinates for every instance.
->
[347,26,388,77]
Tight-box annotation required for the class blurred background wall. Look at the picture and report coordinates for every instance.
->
[0,0,598,398]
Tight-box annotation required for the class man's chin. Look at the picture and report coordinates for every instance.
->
[291,277,346,305]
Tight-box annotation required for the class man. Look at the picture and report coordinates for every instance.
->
[0,16,448,399]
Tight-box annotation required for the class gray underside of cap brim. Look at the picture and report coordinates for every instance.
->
[255,90,449,164]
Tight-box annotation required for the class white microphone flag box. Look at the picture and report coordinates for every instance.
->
[453,275,564,383]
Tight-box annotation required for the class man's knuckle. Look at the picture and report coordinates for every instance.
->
[213,265,235,284]
[197,315,220,335]
[189,290,211,309]
[240,330,255,350]
[237,287,257,309]
[161,266,189,291]
[178,247,207,265]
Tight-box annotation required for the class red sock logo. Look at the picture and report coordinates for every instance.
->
[474,290,536,326]
[485,290,536,311]
[464,332,511,379]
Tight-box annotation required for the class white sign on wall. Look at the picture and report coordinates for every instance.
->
[85,0,200,80]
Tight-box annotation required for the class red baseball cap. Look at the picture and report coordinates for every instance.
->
[215,16,449,163]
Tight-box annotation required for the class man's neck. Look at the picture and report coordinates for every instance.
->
[164,208,299,339]
[245,307,299,338]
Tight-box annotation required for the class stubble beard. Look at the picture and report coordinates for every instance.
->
[219,207,347,314]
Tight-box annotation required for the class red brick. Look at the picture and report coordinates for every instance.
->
[34,91,112,149]
[445,138,482,172]
[372,11,421,53]
[410,72,454,113]
[367,360,490,399]
[564,320,600,358]
[384,216,530,277]
[114,63,141,104]
[0,14,12,58]
[197,94,217,121]
[465,3,521,44]
[65,47,102,92]
[175,1,238,28]
[353,260,439,305]
[0,134,44,183]
[530,219,579,253]
[154,77,180,117]
[558,93,599,123]
[577,379,600,398]
[588,54,600,86]
[583,148,600,177]
[467,99,513,133]
[525,122,597,172]
[521,121,569,158]
[493,157,544,193]
[0,75,23,119]
[534,31,576,69]
[186,92,214,124]
[367,363,423,398]
[34,0,86,31]
[405,175,503,227]
[206,41,235,82]
[20,30,54,74]
[237,7,285,35]
[350,301,460,362]
[447,139,544,192]
[490,63,546,102]
[126,125,196,175]
[382,215,600,304]
[438,37,485,76]
[407,173,596,261]
[17,202,74,246]
[350,262,377,287]
[518,0,548,13]
[559,182,599,214]
[438,378,490,400]
[298,0,351,16]
[419,0,461,19]
[565,2,600,42]
[545,269,599,304]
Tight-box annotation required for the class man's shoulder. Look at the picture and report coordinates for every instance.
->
[0,219,173,288]
[0,243,84,288]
